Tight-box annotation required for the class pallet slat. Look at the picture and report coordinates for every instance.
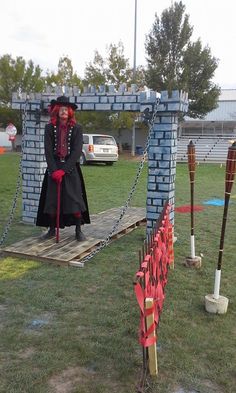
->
[3,207,146,267]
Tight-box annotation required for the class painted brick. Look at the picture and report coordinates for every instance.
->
[95,103,112,111]
[27,181,40,187]
[115,95,137,103]
[22,186,34,192]
[148,161,158,168]
[22,217,35,224]
[149,146,162,154]
[77,96,99,103]
[154,154,163,160]
[147,206,158,213]
[148,183,157,191]
[124,103,140,111]
[112,104,124,111]
[146,212,159,221]
[158,161,171,169]
[158,183,171,192]
[153,123,173,131]
[27,193,40,200]
[152,199,164,206]
[148,176,156,183]
[159,139,175,147]
[100,96,108,103]
[82,103,95,110]
[149,137,163,146]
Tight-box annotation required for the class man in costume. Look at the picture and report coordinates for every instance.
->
[36,96,90,241]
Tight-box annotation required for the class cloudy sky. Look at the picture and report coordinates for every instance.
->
[1,0,236,88]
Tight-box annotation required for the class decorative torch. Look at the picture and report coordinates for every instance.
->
[185,140,201,268]
[205,141,236,314]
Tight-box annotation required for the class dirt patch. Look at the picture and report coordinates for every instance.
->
[48,366,127,393]
[48,366,96,393]
[201,380,222,393]
[18,347,35,359]
[172,387,199,393]
[172,381,222,393]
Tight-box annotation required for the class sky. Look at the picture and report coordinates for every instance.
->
[1,0,236,89]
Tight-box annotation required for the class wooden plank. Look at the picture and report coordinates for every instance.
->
[2,207,146,266]
[68,261,84,268]
[40,238,101,261]
[145,298,158,376]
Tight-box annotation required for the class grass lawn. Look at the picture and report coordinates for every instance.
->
[0,153,235,393]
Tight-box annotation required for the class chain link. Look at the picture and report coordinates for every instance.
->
[79,103,159,264]
[0,101,28,247]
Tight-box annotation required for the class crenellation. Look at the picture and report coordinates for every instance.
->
[118,83,127,93]
[98,85,106,94]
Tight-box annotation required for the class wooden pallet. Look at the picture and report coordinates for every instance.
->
[3,207,146,267]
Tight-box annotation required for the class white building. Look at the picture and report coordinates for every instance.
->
[180,89,236,137]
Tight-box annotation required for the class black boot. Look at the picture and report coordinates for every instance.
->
[41,227,55,240]
[41,216,56,240]
[75,220,86,242]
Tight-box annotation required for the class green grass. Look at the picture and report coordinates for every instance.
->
[0,153,236,393]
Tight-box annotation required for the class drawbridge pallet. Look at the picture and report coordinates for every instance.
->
[3,207,146,268]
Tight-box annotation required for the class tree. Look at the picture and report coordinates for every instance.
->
[0,107,21,133]
[83,42,145,131]
[84,50,107,87]
[0,54,45,105]
[46,56,83,89]
[145,1,220,118]
[0,54,45,133]
[84,41,145,89]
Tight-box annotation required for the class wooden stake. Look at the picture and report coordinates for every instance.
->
[145,298,158,376]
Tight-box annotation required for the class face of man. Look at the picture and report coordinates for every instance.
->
[59,106,69,121]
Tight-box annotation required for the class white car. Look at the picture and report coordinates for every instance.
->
[79,133,118,165]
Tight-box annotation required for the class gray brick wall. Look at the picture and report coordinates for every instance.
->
[146,91,188,234]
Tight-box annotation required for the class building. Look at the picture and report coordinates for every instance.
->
[180,89,236,137]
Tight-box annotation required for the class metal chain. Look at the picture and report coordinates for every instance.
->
[79,102,159,264]
[0,101,28,247]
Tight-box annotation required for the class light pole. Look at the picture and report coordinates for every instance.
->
[131,0,137,157]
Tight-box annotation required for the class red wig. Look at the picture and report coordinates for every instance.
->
[48,104,76,127]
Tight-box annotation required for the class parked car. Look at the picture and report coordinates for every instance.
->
[79,133,118,165]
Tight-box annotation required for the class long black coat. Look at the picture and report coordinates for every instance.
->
[36,123,90,228]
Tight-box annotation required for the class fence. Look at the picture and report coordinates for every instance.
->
[134,202,174,385]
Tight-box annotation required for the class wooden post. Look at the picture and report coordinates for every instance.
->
[145,298,158,376]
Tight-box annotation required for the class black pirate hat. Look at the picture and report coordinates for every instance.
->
[50,96,77,110]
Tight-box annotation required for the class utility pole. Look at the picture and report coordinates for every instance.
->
[131,0,137,157]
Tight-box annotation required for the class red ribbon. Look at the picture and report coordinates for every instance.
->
[134,204,174,348]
